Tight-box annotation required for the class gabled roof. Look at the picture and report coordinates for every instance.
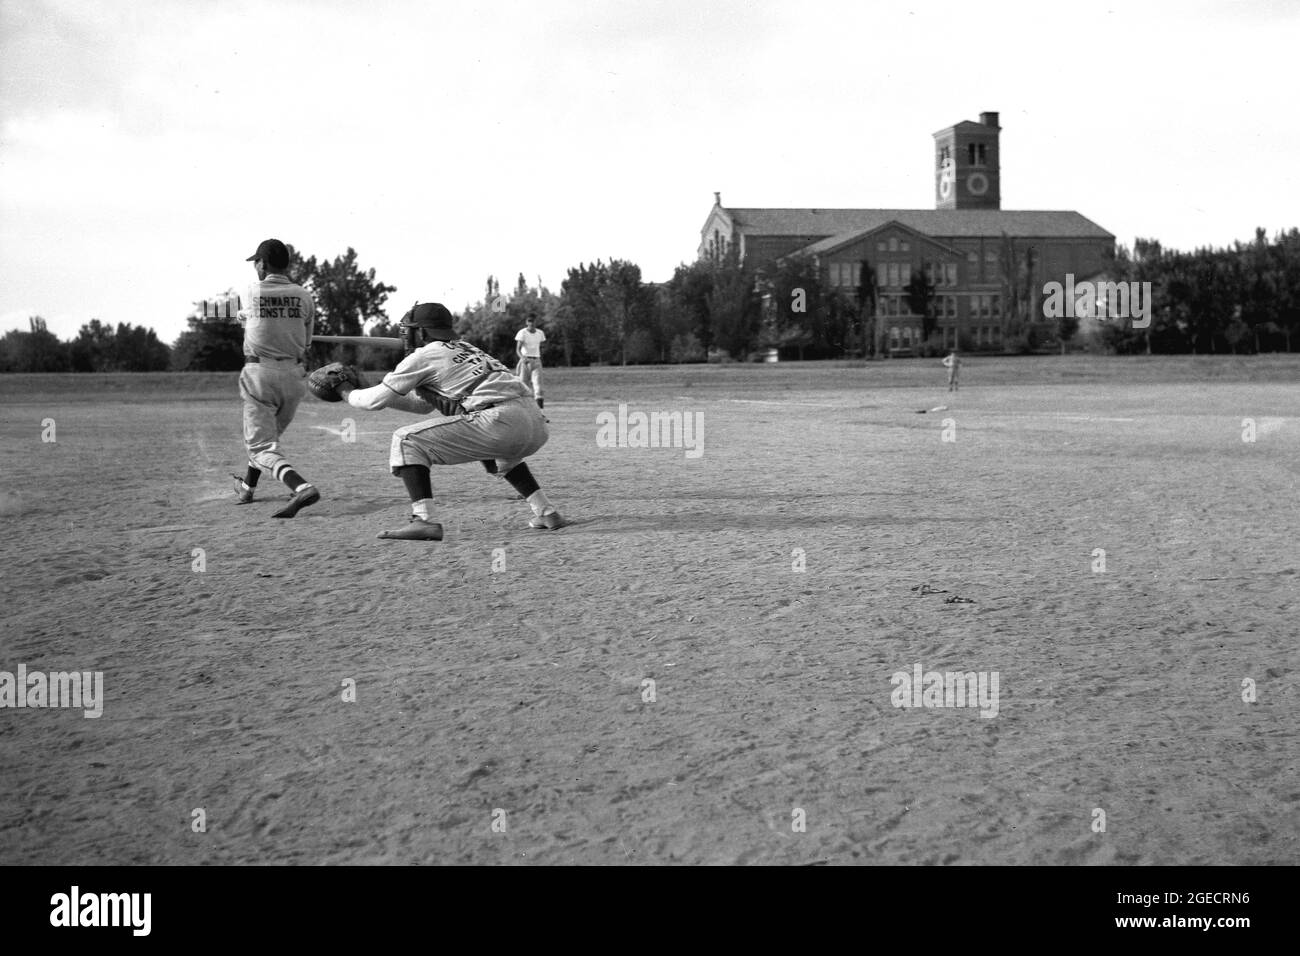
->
[799,220,967,259]
[726,207,1113,240]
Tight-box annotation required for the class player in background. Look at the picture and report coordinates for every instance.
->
[514,312,547,409]
[230,238,321,518]
[942,350,962,392]
[339,302,564,541]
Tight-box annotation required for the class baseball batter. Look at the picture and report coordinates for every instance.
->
[339,302,564,541]
[230,238,321,518]
[514,313,546,409]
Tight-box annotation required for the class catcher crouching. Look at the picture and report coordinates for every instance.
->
[311,302,564,541]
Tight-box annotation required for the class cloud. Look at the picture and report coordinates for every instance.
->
[0,0,129,119]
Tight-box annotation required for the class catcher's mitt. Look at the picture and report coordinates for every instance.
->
[307,362,365,402]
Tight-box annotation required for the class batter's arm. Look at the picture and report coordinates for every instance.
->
[304,295,316,348]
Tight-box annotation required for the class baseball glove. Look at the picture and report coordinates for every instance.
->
[307,362,365,402]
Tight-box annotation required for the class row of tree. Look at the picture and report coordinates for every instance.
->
[1093,228,1300,355]
[4,227,1299,372]
[0,317,172,373]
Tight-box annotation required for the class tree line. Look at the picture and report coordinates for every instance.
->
[1093,228,1300,355]
[3,226,1298,372]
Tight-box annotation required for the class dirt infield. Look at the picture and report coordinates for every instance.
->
[1,357,1296,865]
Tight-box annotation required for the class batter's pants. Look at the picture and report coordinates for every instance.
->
[239,358,305,475]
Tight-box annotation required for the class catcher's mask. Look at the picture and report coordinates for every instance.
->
[400,302,456,352]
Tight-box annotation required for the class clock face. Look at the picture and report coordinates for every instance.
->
[966,171,989,196]
[938,158,955,200]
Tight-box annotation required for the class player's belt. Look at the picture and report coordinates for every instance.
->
[244,355,301,364]
[464,396,523,412]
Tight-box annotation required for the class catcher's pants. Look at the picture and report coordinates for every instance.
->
[239,359,305,473]
[515,356,543,398]
[390,397,549,475]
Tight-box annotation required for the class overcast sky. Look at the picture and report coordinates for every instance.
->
[1,0,1296,344]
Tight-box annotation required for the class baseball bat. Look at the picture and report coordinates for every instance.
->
[312,335,404,349]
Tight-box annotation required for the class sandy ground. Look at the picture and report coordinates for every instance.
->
[0,357,1297,865]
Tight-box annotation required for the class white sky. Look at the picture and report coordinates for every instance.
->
[2,0,1297,344]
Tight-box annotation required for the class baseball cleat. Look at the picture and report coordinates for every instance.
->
[231,475,254,504]
[271,485,320,518]
[377,516,445,541]
[528,510,566,530]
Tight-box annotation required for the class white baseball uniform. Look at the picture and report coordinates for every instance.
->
[350,338,548,475]
[514,326,546,397]
[238,273,315,478]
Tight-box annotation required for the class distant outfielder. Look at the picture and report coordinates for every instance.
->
[514,312,546,409]
[942,350,962,391]
[230,238,321,518]
[326,302,564,541]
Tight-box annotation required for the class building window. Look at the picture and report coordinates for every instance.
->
[888,237,898,253]
[877,241,886,252]
[900,263,911,286]
[901,241,910,252]
[887,263,899,288]
[877,263,888,289]
[946,263,957,286]
[849,262,861,288]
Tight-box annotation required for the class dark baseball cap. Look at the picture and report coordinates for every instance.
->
[402,302,456,339]
[246,238,289,269]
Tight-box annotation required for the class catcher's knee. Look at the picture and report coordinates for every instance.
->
[389,429,432,472]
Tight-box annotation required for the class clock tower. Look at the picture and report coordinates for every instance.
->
[934,111,1001,210]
